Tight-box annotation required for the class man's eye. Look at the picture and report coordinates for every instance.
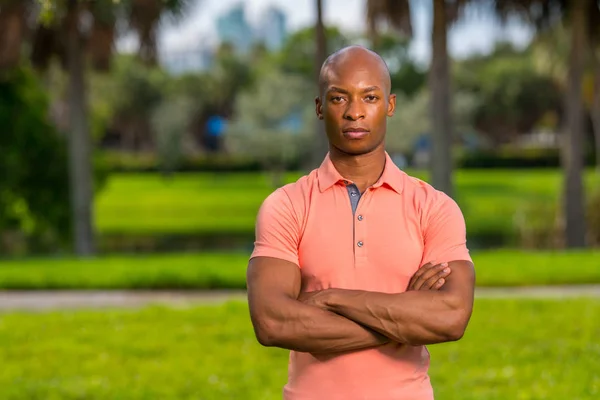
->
[366,95,378,101]
[331,96,344,103]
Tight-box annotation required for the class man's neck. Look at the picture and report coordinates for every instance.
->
[329,146,386,193]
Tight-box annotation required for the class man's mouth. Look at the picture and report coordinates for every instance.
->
[342,127,370,139]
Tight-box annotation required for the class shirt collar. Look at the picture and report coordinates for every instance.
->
[316,151,405,194]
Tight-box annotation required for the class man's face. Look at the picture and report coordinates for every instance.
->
[315,58,396,156]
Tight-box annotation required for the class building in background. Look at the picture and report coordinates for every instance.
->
[160,3,288,73]
[256,5,287,52]
[216,3,254,55]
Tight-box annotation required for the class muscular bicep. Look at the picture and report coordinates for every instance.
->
[246,256,302,339]
[440,260,476,313]
[247,256,301,303]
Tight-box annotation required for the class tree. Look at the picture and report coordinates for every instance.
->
[366,0,470,198]
[0,66,71,254]
[386,88,478,160]
[0,1,28,70]
[495,0,596,247]
[0,0,190,255]
[225,70,314,187]
[312,0,328,169]
[453,48,562,145]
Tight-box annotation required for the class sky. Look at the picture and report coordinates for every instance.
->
[119,0,535,65]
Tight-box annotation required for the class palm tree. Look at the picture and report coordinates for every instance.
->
[495,0,594,248]
[0,0,189,255]
[366,0,469,198]
[0,1,28,70]
[311,0,328,169]
[588,12,600,174]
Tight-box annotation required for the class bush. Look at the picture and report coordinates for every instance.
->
[514,187,600,249]
[0,66,71,254]
[459,147,595,169]
[514,201,562,249]
[587,188,600,247]
[97,151,268,173]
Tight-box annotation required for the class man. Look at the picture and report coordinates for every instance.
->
[246,45,475,400]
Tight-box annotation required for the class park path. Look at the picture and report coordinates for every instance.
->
[1,285,600,311]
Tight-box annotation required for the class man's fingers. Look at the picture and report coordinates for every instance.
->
[421,267,451,290]
[412,263,450,291]
[408,262,433,289]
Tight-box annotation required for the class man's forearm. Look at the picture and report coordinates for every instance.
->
[324,289,472,346]
[255,296,389,354]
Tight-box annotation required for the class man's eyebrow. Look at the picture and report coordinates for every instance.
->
[327,86,382,94]
[327,86,349,94]
[362,86,382,93]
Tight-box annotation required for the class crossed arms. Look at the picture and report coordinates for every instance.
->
[247,187,475,354]
[247,257,475,354]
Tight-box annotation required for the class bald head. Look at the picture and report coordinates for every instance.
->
[318,45,391,99]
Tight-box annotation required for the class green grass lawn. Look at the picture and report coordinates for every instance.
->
[0,250,599,290]
[94,169,599,244]
[0,298,598,399]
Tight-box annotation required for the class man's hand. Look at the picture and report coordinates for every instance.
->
[407,262,451,291]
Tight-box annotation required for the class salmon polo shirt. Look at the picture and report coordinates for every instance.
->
[250,152,472,400]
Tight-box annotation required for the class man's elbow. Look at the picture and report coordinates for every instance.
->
[442,309,471,342]
[253,317,283,347]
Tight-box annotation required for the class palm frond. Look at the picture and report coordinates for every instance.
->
[366,0,412,40]
[128,0,191,66]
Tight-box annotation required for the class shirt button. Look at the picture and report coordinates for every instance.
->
[357,241,363,247]
[343,180,349,185]
[357,215,363,221]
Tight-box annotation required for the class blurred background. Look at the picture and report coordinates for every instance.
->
[0,0,599,399]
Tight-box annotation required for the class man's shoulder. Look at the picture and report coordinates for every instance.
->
[261,171,316,209]
[400,172,456,208]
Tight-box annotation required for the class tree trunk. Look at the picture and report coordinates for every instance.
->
[562,0,588,248]
[66,1,96,256]
[0,2,26,70]
[429,0,453,198]
[592,48,600,174]
[309,0,328,170]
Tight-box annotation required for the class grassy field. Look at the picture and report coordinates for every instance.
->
[0,298,598,399]
[1,250,599,289]
[94,169,600,245]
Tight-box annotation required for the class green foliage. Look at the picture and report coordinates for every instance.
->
[454,46,562,144]
[151,94,194,175]
[514,183,600,249]
[588,188,600,246]
[386,89,479,155]
[370,32,427,97]
[225,70,314,186]
[98,151,263,173]
[273,26,350,80]
[0,299,598,399]
[458,147,596,169]
[109,56,168,118]
[1,250,600,289]
[0,66,70,253]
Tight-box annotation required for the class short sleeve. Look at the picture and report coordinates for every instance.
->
[421,192,472,265]
[250,188,300,267]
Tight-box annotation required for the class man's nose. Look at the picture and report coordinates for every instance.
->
[343,100,365,120]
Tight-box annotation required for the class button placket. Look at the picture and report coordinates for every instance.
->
[353,191,368,263]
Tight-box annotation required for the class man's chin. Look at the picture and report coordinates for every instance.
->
[333,143,382,157]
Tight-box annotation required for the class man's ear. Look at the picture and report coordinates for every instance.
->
[315,96,324,120]
[387,93,396,117]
